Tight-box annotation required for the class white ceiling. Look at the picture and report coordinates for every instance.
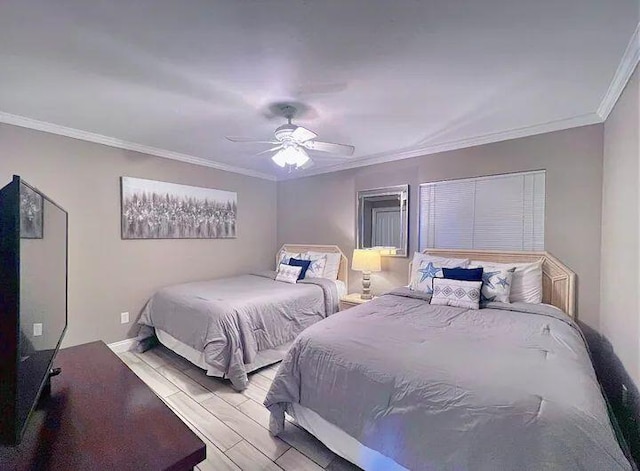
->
[0,1,637,180]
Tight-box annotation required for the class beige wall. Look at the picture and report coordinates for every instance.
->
[0,123,278,346]
[0,115,615,344]
[278,124,605,328]
[601,66,640,383]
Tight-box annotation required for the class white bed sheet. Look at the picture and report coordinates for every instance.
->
[289,403,406,471]
[334,279,347,298]
[156,328,292,377]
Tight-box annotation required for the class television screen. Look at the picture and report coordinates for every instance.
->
[16,181,68,434]
[0,176,68,445]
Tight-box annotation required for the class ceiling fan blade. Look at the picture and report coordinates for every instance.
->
[291,126,317,143]
[300,159,315,170]
[254,145,283,156]
[308,154,353,160]
[303,140,355,156]
[226,136,279,144]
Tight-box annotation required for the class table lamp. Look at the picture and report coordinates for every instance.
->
[352,249,382,300]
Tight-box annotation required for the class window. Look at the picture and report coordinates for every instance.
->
[419,171,545,251]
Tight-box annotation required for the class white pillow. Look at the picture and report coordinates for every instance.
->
[275,263,302,284]
[431,278,482,310]
[470,265,515,303]
[278,250,301,267]
[307,251,341,280]
[409,252,470,290]
[471,260,543,304]
[300,253,327,279]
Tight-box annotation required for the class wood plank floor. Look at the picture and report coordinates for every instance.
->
[118,345,361,471]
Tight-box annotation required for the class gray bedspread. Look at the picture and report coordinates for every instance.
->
[138,272,339,390]
[265,288,631,471]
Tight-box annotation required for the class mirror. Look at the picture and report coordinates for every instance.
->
[357,185,409,257]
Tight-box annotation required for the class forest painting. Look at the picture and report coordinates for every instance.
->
[121,177,237,239]
[20,182,43,239]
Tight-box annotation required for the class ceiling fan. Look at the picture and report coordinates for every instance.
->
[225,105,355,170]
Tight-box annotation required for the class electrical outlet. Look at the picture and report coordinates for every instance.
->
[120,312,130,324]
[33,323,43,337]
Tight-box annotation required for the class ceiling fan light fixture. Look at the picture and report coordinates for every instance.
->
[227,105,354,171]
[271,150,287,168]
[272,146,309,169]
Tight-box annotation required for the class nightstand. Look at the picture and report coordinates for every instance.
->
[339,293,376,311]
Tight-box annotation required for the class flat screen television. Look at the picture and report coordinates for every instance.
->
[0,176,68,445]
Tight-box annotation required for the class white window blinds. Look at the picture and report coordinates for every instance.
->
[419,171,545,251]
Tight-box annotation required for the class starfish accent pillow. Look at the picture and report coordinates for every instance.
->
[300,253,327,278]
[409,253,470,292]
[307,251,341,280]
[412,261,443,294]
[470,264,516,303]
[471,259,543,304]
[278,250,301,267]
[413,260,469,294]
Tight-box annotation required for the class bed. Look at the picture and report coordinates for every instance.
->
[265,249,632,471]
[137,244,347,390]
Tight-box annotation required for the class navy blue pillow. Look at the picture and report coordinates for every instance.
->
[288,258,312,280]
[442,267,484,282]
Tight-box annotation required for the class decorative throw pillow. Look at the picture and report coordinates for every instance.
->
[470,264,515,303]
[308,251,341,280]
[275,263,302,284]
[431,278,482,310]
[412,259,445,294]
[288,258,312,280]
[442,267,484,282]
[509,260,543,303]
[471,260,543,304]
[278,250,301,267]
[409,252,470,290]
[300,253,327,278]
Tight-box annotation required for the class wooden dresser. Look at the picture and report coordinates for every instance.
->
[0,341,205,471]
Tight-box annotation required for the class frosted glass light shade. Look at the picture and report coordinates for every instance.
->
[272,146,310,168]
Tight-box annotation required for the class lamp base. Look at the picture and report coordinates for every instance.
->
[361,271,372,300]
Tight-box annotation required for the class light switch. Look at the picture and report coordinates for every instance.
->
[33,323,43,337]
[120,312,130,324]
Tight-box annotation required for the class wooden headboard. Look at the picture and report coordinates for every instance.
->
[409,249,576,318]
[277,244,348,286]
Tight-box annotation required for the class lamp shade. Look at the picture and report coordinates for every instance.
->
[352,249,381,272]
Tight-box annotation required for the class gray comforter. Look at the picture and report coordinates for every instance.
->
[265,288,631,471]
[138,272,339,390]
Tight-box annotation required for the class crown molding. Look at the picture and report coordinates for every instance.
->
[0,112,277,181]
[0,110,603,184]
[281,112,603,180]
[597,22,640,121]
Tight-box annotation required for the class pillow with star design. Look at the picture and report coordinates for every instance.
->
[278,250,302,267]
[410,254,470,294]
[300,253,328,279]
[469,264,516,303]
[471,259,543,304]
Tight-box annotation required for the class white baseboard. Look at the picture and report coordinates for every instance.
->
[108,338,137,353]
